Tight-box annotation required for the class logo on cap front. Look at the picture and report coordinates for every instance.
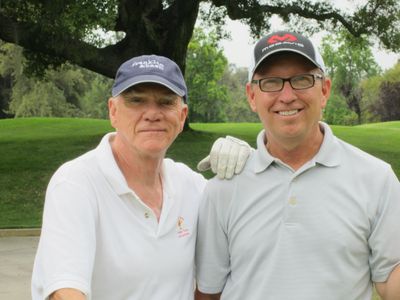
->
[268,34,298,44]
[131,59,165,70]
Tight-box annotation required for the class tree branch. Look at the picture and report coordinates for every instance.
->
[210,0,361,36]
[0,12,125,78]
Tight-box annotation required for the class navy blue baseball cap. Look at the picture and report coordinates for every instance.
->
[112,55,187,102]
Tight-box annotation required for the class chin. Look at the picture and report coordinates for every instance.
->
[278,122,303,133]
[141,142,171,154]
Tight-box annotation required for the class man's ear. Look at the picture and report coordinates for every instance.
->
[321,77,332,109]
[246,82,257,112]
[179,103,188,132]
[108,97,118,129]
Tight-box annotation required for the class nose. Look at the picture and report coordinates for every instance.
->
[278,81,296,104]
[143,102,162,121]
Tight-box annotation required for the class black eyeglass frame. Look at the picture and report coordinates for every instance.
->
[251,73,324,92]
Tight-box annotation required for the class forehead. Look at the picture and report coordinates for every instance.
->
[255,52,317,76]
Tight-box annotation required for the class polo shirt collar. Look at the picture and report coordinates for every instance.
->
[253,122,341,174]
[96,132,132,195]
[160,159,176,199]
[313,122,341,167]
[253,130,275,173]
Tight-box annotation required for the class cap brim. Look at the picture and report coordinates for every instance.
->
[112,75,185,97]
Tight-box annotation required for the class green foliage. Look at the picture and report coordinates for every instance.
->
[361,62,400,122]
[1,0,399,85]
[324,93,358,126]
[198,4,230,40]
[185,28,229,122]
[1,118,399,228]
[375,81,400,121]
[79,76,112,119]
[322,31,381,88]
[9,81,80,117]
[360,75,385,123]
[1,0,119,71]
[222,66,259,122]
[0,42,113,119]
[352,0,400,51]
[49,64,88,107]
[321,30,381,123]
[381,62,400,81]
[18,0,118,36]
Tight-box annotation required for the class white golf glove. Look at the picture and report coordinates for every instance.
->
[197,135,253,179]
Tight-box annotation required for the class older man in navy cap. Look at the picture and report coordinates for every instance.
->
[195,31,400,300]
[31,55,251,300]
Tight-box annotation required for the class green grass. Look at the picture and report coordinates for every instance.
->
[0,118,113,228]
[1,118,399,229]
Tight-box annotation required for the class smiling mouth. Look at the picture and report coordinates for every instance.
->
[277,109,301,116]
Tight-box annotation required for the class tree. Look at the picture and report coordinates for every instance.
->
[323,92,358,125]
[8,81,81,117]
[0,0,399,79]
[222,65,259,122]
[361,62,400,122]
[321,30,381,123]
[0,74,12,118]
[0,42,112,118]
[375,81,400,121]
[0,41,22,118]
[185,28,229,122]
[79,76,113,119]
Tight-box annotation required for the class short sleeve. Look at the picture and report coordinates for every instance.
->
[32,169,98,299]
[369,168,400,282]
[195,179,230,294]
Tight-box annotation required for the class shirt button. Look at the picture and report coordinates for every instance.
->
[288,197,297,206]
[144,212,150,218]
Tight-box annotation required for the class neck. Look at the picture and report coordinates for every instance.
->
[266,125,325,171]
[110,134,164,221]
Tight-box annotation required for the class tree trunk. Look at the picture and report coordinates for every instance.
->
[0,74,13,118]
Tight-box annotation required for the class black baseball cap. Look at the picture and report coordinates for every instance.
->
[248,31,326,81]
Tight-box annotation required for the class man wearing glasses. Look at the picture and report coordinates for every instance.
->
[195,31,400,300]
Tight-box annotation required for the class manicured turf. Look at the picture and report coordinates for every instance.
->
[0,118,112,228]
[1,118,399,228]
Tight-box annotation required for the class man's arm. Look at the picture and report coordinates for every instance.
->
[375,264,400,300]
[50,288,86,300]
[195,289,221,300]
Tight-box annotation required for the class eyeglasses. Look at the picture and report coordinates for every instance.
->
[251,74,324,92]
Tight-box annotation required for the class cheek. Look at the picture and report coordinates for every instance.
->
[118,111,142,131]
[253,96,273,114]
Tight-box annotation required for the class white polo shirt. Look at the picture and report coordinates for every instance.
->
[32,132,206,300]
[196,122,400,300]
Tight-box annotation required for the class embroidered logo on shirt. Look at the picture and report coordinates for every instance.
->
[177,216,190,238]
